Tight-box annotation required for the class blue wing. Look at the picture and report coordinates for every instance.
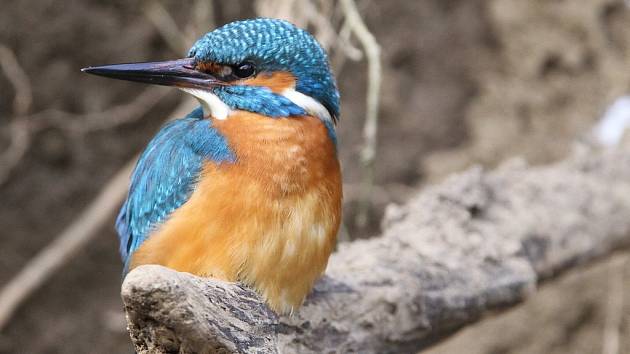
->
[116,107,234,271]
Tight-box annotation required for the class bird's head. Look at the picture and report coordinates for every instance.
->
[83,18,339,124]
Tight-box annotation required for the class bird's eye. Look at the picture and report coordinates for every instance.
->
[233,62,256,78]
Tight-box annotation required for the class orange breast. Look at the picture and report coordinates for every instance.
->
[130,112,342,313]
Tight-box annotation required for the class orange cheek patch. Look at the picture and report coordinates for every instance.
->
[243,71,296,93]
[195,61,220,72]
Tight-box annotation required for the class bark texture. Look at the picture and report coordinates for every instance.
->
[122,145,630,354]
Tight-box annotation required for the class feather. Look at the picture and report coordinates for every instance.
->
[116,109,234,272]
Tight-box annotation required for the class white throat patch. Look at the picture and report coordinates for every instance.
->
[281,89,334,125]
[180,88,231,120]
[180,87,333,126]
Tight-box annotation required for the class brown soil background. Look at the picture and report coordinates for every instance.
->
[0,1,629,353]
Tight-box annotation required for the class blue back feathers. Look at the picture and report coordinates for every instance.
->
[189,18,340,121]
[116,108,234,270]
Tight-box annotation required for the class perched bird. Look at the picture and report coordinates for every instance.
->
[82,18,342,314]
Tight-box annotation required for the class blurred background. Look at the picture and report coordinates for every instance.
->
[1,0,629,353]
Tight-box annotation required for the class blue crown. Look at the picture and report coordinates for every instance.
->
[189,18,340,120]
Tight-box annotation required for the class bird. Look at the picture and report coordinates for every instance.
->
[82,18,342,314]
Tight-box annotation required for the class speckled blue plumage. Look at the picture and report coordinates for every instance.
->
[215,85,306,117]
[116,109,234,271]
[189,18,340,120]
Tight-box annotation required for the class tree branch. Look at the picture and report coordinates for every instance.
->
[122,144,630,354]
[339,0,382,231]
[0,99,197,332]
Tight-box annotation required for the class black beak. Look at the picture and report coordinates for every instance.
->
[81,58,222,89]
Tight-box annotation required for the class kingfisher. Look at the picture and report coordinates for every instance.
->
[82,18,342,314]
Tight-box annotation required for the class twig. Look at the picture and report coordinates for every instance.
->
[602,255,627,354]
[0,44,32,116]
[0,43,32,186]
[185,0,215,40]
[23,87,169,137]
[255,0,301,26]
[79,87,170,133]
[1,85,169,187]
[0,98,198,332]
[331,19,363,72]
[299,0,337,50]
[0,47,169,186]
[0,119,30,186]
[143,0,191,54]
[0,159,134,331]
[255,0,360,57]
[339,0,382,230]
